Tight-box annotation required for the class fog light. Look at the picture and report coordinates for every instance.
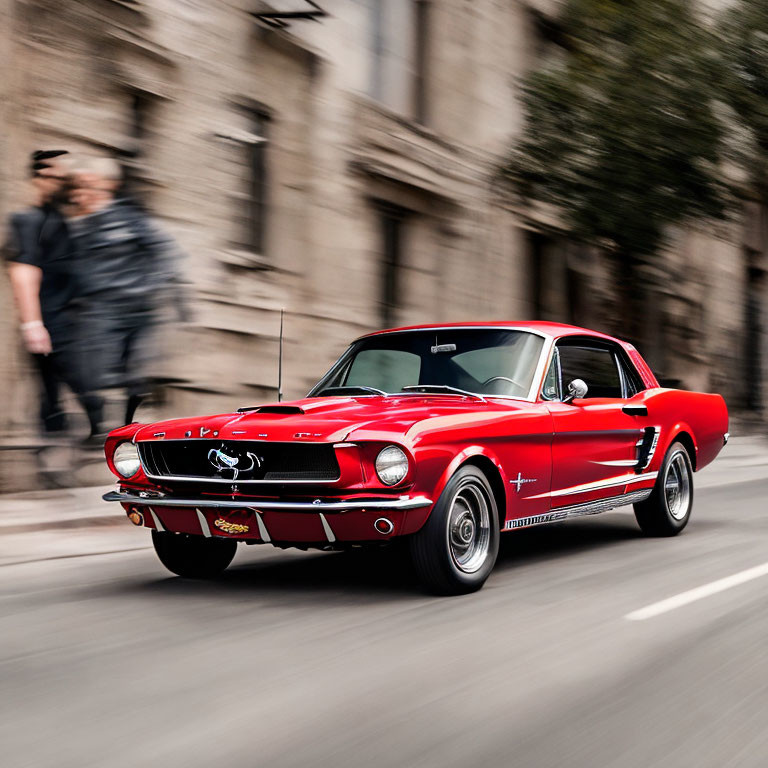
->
[374,517,394,535]
[127,508,144,526]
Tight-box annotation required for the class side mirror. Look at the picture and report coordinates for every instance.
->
[563,378,588,404]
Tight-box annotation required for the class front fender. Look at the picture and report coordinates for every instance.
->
[431,445,508,505]
[400,444,509,535]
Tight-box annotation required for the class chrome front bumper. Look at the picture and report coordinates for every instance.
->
[103,490,433,512]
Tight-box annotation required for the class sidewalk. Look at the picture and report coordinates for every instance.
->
[0,436,766,534]
[0,484,118,534]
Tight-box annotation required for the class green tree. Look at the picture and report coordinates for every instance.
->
[719,0,768,196]
[505,0,731,352]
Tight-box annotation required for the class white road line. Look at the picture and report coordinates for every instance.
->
[626,562,768,621]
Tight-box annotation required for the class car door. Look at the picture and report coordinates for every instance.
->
[544,340,656,510]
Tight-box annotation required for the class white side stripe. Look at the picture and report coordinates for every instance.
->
[626,562,768,621]
[527,471,658,500]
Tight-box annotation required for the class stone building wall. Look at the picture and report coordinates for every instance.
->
[0,0,765,490]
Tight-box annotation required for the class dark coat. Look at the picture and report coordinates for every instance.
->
[3,205,74,334]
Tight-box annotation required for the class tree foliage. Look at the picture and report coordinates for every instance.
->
[719,0,768,186]
[506,0,731,261]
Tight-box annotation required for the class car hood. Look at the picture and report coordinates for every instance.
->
[132,395,537,445]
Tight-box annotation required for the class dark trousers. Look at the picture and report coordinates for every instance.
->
[76,302,160,425]
[33,347,103,435]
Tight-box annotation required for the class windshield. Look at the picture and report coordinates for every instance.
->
[309,329,545,399]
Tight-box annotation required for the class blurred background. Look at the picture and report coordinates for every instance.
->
[3,5,768,768]
[0,0,766,490]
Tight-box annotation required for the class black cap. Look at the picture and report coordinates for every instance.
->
[30,149,68,176]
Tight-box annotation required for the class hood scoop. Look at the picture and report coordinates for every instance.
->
[237,405,305,415]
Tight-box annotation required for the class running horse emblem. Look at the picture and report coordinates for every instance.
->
[207,447,262,480]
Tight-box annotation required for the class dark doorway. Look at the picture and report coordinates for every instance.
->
[745,248,764,411]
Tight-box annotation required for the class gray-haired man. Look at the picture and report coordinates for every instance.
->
[68,157,187,429]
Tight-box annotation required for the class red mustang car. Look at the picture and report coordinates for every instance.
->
[104,322,728,594]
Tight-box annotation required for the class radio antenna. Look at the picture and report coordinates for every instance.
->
[278,308,284,402]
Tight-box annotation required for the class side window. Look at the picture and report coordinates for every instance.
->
[344,349,420,393]
[558,345,623,399]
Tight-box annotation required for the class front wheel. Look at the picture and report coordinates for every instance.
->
[409,466,500,595]
[634,441,694,537]
[152,531,237,578]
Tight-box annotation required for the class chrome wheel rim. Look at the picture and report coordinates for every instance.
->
[664,451,691,521]
[448,482,491,573]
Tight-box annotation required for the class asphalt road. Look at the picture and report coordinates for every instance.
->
[1,477,767,768]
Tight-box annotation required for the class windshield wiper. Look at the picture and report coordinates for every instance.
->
[400,385,486,402]
[315,385,388,397]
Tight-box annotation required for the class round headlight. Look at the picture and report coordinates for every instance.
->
[375,445,409,486]
[114,441,141,478]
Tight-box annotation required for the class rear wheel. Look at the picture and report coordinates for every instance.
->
[152,531,237,578]
[410,466,500,595]
[634,441,693,536]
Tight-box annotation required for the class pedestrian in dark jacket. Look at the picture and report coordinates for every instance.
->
[3,150,104,436]
[68,156,187,427]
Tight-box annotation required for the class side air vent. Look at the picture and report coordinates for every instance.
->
[237,405,305,414]
[635,427,660,471]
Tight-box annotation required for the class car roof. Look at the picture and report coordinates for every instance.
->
[359,321,629,346]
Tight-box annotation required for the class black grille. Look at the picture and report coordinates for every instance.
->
[138,441,340,482]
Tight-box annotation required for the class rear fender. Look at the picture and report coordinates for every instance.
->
[657,420,698,471]
[642,389,728,473]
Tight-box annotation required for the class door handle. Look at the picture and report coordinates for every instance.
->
[622,404,648,416]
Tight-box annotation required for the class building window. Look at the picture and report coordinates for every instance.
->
[368,0,430,123]
[527,231,547,320]
[119,87,158,206]
[370,0,385,102]
[129,90,152,147]
[526,230,584,324]
[413,0,430,124]
[377,203,409,327]
[246,109,270,254]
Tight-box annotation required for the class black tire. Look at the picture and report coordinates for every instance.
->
[409,466,500,595]
[634,441,694,537]
[152,531,237,578]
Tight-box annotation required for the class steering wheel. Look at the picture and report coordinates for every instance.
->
[482,376,524,395]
